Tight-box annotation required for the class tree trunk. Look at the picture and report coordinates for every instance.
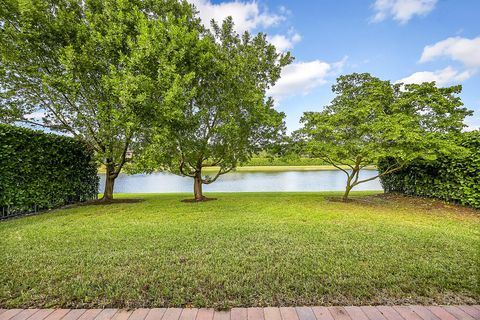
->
[193,172,205,201]
[101,164,116,201]
[343,185,352,201]
[343,167,360,201]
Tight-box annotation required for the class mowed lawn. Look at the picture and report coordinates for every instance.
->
[0,192,478,309]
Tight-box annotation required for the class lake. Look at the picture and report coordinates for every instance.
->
[99,169,383,193]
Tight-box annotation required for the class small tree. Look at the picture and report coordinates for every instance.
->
[297,73,472,201]
[135,18,291,201]
[0,0,197,200]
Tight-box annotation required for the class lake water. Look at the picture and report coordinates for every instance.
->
[99,169,383,193]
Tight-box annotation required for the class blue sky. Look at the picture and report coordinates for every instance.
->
[191,0,480,131]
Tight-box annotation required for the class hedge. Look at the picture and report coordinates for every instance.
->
[379,131,480,209]
[0,124,99,219]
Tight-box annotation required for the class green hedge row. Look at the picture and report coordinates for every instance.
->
[379,131,480,209]
[0,124,99,218]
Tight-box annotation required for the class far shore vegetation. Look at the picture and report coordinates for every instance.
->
[97,158,377,174]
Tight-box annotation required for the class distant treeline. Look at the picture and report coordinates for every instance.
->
[245,156,328,166]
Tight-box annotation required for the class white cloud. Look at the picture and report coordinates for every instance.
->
[268,60,332,99]
[189,0,285,34]
[398,36,480,86]
[372,0,437,24]
[189,1,302,53]
[396,66,473,86]
[400,36,480,86]
[420,36,480,68]
[268,56,348,99]
[267,30,301,52]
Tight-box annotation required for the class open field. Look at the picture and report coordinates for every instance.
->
[0,192,478,309]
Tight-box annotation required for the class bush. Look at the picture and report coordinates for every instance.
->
[0,125,99,218]
[379,131,480,209]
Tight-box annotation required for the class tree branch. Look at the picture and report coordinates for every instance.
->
[202,166,233,184]
[352,162,405,186]
[316,154,350,176]
[179,152,196,178]
[113,132,133,178]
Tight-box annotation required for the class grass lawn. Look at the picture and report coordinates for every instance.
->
[0,192,478,309]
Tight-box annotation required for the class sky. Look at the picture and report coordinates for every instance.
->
[189,0,480,132]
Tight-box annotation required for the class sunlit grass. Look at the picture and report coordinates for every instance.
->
[0,192,478,308]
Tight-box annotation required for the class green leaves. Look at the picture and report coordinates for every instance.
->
[0,0,201,197]
[296,73,473,199]
[0,124,98,217]
[379,130,480,208]
[133,17,290,195]
[298,73,472,166]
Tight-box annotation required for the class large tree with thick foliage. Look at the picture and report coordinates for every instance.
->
[296,73,472,201]
[0,0,198,200]
[135,18,292,201]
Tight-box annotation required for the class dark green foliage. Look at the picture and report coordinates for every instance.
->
[379,131,480,209]
[0,0,199,200]
[0,124,98,218]
[296,73,472,200]
[134,18,291,201]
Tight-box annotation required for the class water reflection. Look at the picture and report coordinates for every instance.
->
[99,170,382,193]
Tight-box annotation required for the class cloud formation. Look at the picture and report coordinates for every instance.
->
[189,0,285,33]
[267,60,331,98]
[399,36,480,86]
[267,30,302,52]
[372,0,437,24]
[420,36,480,68]
[268,57,347,99]
[397,66,472,86]
[189,1,302,51]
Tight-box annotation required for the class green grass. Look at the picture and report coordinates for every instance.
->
[1,192,478,308]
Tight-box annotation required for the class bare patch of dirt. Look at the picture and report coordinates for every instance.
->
[326,197,355,203]
[338,193,479,215]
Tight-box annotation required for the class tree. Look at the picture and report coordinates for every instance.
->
[134,18,292,201]
[0,0,198,201]
[296,73,472,201]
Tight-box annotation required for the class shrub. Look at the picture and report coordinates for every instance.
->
[0,125,99,218]
[379,131,480,209]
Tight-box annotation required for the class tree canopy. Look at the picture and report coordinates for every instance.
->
[296,73,472,200]
[0,0,199,200]
[133,18,292,201]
